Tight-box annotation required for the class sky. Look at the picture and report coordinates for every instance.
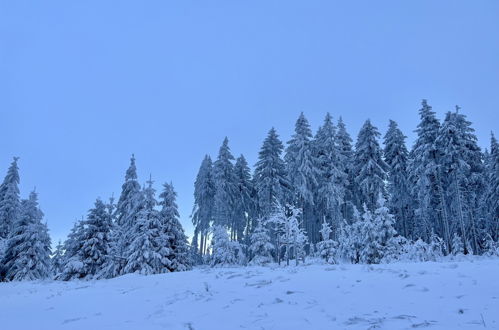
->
[1,1,498,244]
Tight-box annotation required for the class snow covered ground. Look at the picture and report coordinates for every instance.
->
[1,258,498,330]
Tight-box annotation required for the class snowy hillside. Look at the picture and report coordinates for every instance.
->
[1,258,498,330]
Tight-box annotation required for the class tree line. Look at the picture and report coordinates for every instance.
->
[192,100,499,265]
[0,156,191,281]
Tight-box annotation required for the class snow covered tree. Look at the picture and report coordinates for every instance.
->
[79,199,113,278]
[277,204,308,266]
[112,155,143,275]
[192,155,215,256]
[384,120,414,238]
[213,137,237,228]
[189,229,202,265]
[124,178,170,275]
[2,191,51,281]
[254,128,290,218]
[408,100,448,245]
[336,117,355,222]
[316,220,337,264]
[0,158,20,241]
[372,194,399,262]
[210,225,245,266]
[483,133,499,241]
[313,113,346,237]
[51,240,64,276]
[159,182,191,272]
[451,233,464,256]
[232,155,255,242]
[353,120,388,212]
[56,220,86,280]
[249,218,274,265]
[285,113,318,243]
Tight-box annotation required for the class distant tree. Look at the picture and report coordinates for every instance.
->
[51,240,65,276]
[384,120,414,238]
[0,158,21,241]
[192,155,215,256]
[353,120,388,211]
[159,182,191,272]
[232,155,255,242]
[213,138,237,228]
[336,117,355,222]
[285,113,318,243]
[254,128,290,217]
[2,191,51,281]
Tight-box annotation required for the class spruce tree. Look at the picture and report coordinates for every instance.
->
[353,120,388,211]
[113,155,143,275]
[254,128,290,218]
[484,133,499,241]
[285,113,318,243]
[313,113,345,237]
[57,220,86,280]
[249,218,274,265]
[232,155,255,242]
[80,199,113,278]
[213,137,237,228]
[124,178,170,275]
[0,157,21,241]
[409,100,447,245]
[383,120,413,238]
[192,155,215,256]
[336,117,355,222]
[3,191,51,281]
[51,240,65,276]
[159,182,191,272]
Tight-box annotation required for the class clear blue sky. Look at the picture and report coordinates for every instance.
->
[1,1,498,243]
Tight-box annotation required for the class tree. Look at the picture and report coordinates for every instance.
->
[483,133,499,241]
[384,120,414,238]
[313,113,346,237]
[336,117,355,222]
[113,155,143,275]
[372,194,398,262]
[124,178,170,275]
[2,191,51,281]
[409,100,448,245]
[51,240,65,276]
[285,113,318,243]
[0,157,20,241]
[56,220,86,280]
[213,137,237,228]
[254,128,290,218]
[317,220,337,264]
[232,155,255,242]
[210,225,245,266]
[249,218,274,265]
[79,199,113,278]
[159,182,191,272]
[192,155,215,256]
[276,204,307,266]
[353,120,388,211]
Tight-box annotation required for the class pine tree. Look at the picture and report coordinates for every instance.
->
[384,120,413,238]
[56,220,86,280]
[373,194,398,262]
[210,225,245,266]
[213,138,237,228]
[80,199,113,278]
[317,220,337,264]
[2,191,51,281]
[277,204,307,266]
[124,178,170,275]
[336,117,355,222]
[51,240,65,276]
[285,113,318,243]
[232,155,255,242]
[484,133,499,240]
[0,158,21,241]
[451,233,464,256]
[313,113,346,237]
[254,128,290,218]
[159,182,191,272]
[353,120,388,211]
[249,218,274,265]
[192,155,215,256]
[113,155,143,275]
[409,100,447,244]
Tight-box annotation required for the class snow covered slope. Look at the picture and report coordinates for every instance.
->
[1,258,498,330]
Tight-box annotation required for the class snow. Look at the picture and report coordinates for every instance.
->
[1,258,498,330]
